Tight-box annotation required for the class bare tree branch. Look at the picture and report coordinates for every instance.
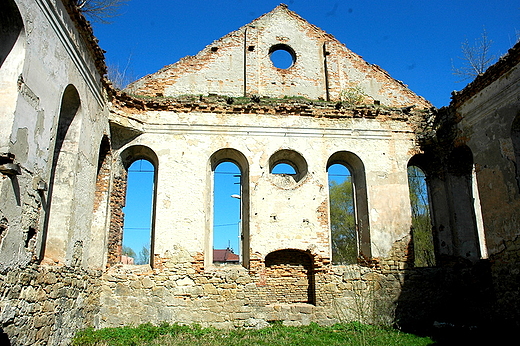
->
[107,53,136,90]
[452,29,496,82]
[75,0,128,24]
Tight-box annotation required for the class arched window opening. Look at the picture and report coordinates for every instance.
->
[122,159,154,265]
[209,148,249,268]
[407,165,435,267]
[271,162,297,175]
[213,161,242,265]
[512,115,520,193]
[0,0,24,69]
[327,151,370,259]
[42,85,81,264]
[328,163,357,264]
[268,149,308,186]
[107,145,158,267]
[446,146,481,261]
[0,0,25,153]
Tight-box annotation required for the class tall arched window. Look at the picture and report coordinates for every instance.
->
[213,161,241,264]
[108,145,158,267]
[89,135,111,268]
[447,146,481,261]
[122,159,154,265]
[407,165,435,267]
[0,0,25,153]
[327,151,370,260]
[209,149,249,268]
[42,85,82,264]
[327,163,357,264]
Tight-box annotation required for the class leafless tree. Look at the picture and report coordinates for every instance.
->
[107,53,136,90]
[76,0,128,24]
[452,29,496,82]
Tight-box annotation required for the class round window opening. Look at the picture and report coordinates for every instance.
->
[269,44,296,69]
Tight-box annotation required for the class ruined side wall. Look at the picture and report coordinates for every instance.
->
[98,258,407,329]
[0,0,111,271]
[97,250,494,334]
[455,62,520,326]
[1,1,111,343]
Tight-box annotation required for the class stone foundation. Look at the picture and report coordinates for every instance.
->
[0,265,102,346]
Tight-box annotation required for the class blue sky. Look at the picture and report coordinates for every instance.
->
[92,0,519,108]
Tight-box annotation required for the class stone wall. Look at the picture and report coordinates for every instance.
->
[0,265,102,346]
[97,254,404,329]
[0,238,503,345]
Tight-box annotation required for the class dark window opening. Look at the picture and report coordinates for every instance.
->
[24,227,36,249]
[0,0,24,69]
[0,219,7,245]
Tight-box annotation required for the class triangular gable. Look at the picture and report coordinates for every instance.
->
[127,4,430,108]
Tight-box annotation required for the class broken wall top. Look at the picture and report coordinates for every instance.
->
[126,4,431,109]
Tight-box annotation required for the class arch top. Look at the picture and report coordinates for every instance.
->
[120,145,159,170]
[210,148,249,172]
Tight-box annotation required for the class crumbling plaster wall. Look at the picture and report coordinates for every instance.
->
[0,0,108,270]
[452,58,520,325]
[1,1,111,344]
[455,62,520,257]
[110,105,417,266]
[0,0,110,271]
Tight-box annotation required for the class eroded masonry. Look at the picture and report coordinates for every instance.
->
[1,2,520,345]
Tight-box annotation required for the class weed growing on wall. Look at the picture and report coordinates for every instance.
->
[339,87,367,106]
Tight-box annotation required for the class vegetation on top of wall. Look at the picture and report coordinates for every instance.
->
[72,322,434,346]
[339,86,368,106]
[126,93,391,110]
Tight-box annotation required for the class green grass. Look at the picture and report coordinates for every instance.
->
[72,322,434,346]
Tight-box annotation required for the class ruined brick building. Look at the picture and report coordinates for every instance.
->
[1,1,519,345]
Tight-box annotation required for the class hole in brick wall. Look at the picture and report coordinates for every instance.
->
[211,46,218,52]
[269,44,296,69]
[248,45,255,51]
[24,227,36,248]
[0,221,7,244]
